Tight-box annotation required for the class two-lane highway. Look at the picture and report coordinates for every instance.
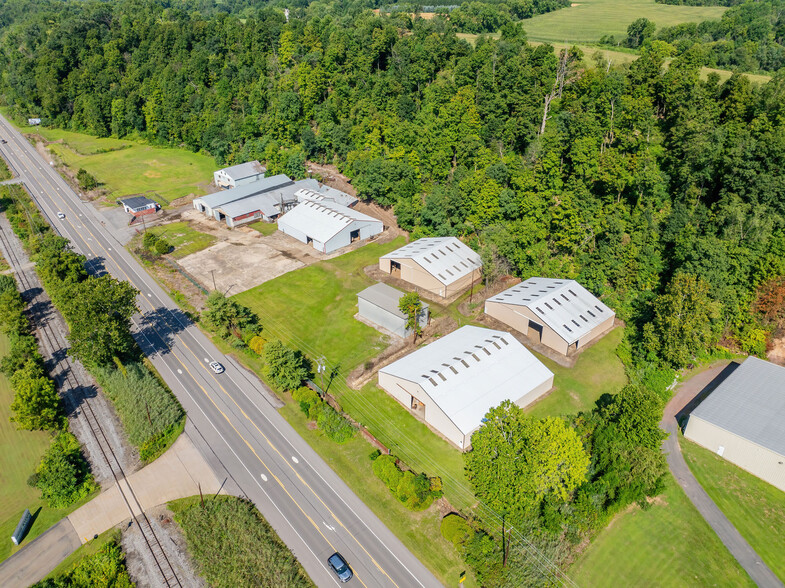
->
[0,114,441,588]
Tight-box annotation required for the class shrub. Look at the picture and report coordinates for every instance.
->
[396,470,434,510]
[94,362,185,461]
[292,386,320,419]
[142,231,158,251]
[441,514,472,548]
[249,335,267,355]
[76,168,98,190]
[10,359,64,431]
[372,454,403,490]
[154,237,171,255]
[34,432,96,508]
[316,404,355,443]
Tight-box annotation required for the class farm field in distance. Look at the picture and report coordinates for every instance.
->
[522,0,727,44]
[570,472,754,586]
[683,438,785,583]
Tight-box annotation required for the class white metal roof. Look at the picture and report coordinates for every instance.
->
[296,186,358,208]
[357,283,429,319]
[278,200,382,243]
[195,175,293,210]
[216,190,297,219]
[380,325,553,435]
[381,237,482,286]
[486,278,613,345]
[691,356,785,456]
[217,161,263,181]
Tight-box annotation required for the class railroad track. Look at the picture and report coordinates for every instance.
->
[0,220,181,588]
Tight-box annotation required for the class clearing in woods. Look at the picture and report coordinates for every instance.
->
[521,0,727,44]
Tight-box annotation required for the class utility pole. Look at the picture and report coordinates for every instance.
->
[317,357,325,394]
[211,270,217,291]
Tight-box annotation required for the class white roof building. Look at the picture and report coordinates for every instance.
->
[213,161,266,188]
[278,200,383,254]
[485,278,615,356]
[295,187,358,208]
[193,175,293,221]
[378,325,554,450]
[379,237,482,298]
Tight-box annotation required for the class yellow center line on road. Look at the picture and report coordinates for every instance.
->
[5,133,389,587]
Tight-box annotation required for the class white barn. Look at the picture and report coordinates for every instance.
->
[278,200,383,254]
[213,161,265,188]
[684,356,785,492]
[378,325,554,450]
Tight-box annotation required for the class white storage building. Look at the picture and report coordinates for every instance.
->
[684,356,785,492]
[278,200,383,254]
[378,325,554,450]
[484,278,615,356]
[193,175,293,221]
[379,237,482,299]
[213,161,265,188]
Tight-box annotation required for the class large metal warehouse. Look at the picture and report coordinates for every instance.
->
[379,237,482,299]
[214,187,299,227]
[684,356,785,492]
[193,174,293,220]
[357,283,429,338]
[213,161,265,188]
[278,200,383,254]
[378,325,554,450]
[484,278,615,356]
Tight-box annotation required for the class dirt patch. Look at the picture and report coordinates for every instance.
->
[766,328,785,366]
[121,505,205,588]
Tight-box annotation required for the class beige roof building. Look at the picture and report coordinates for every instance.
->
[684,357,785,492]
[378,325,554,450]
[379,237,482,298]
[484,278,615,356]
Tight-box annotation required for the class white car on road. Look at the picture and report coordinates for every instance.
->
[57,212,65,219]
[209,361,224,374]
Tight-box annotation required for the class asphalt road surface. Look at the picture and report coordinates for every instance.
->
[0,115,442,588]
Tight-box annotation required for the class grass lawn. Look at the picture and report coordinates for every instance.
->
[0,153,11,181]
[0,333,92,562]
[522,0,727,44]
[571,473,754,587]
[233,237,406,372]
[247,221,279,236]
[4,117,216,206]
[147,221,217,259]
[279,402,477,588]
[682,438,785,583]
[527,327,627,418]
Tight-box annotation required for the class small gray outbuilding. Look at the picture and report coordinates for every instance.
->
[357,283,429,338]
[684,356,785,492]
[213,161,265,188]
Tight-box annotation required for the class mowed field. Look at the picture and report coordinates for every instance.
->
[5,117,216,206]
[148,221,217,259]
[571,473,754,587]
[683,438,785,583]
[523,0,727,44]
[0,334,89,562]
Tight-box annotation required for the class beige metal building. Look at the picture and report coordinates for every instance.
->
[684,356,785,492]
[378,325,554,451]
[484,278,615,356]
[379,237,482,298]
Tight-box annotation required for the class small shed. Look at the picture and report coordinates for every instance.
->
[117,196,160,216]
[213,161,265,188]
[357,283,429,338]
[27,118,41,126]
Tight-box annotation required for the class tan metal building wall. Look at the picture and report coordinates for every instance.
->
[684,415,785,492]
[484,300,614,356]
[379,258,480,298]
